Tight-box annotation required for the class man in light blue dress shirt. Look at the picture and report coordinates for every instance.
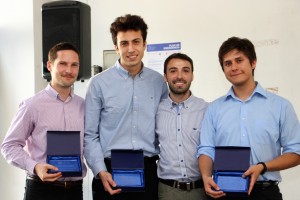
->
[197,37,300,200]
[156,53,209,200]
[84,14,168,200]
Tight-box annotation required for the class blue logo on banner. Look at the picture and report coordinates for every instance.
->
[147,42,181,52]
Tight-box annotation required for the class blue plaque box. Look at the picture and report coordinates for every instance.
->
[111,150,145,192]
[47,131,82,177]
[213,146,251,197]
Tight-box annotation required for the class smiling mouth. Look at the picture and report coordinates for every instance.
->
[173,81,186,86]
[128,55,137,59]
[231,73,242,77]
[62,75,74,79]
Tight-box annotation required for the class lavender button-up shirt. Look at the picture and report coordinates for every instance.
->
[1,84,87,181]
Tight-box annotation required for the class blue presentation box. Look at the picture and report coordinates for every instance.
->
[47,131,82,177]
[111,150,145,192]
[213,146,250,197]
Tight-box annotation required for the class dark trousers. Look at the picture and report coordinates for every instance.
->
[218,185,282,200]
[92,156,159,200]
[24,179,83,200]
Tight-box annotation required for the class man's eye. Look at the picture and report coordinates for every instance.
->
[224,62,230,67]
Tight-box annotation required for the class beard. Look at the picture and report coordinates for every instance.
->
[168,80,191,95]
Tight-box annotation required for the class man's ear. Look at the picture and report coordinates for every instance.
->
[251,60,257,69]
[163,74,168,83]
[114,45,119,54]
[46,61,52,72]
[143,41,147,50]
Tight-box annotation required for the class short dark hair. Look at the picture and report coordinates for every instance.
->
[164,53,194,74]
[110,14,148,46]
[48,42,79,63]
[218,37,256,71]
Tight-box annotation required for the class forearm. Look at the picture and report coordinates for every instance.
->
[198,154,226,198]
[198,154,213,179]
[1,140,37,173]
[265,152,300,172]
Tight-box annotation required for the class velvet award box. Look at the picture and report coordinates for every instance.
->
[111,149,145,192]
[47,131,82,177]
[213,146,251,197]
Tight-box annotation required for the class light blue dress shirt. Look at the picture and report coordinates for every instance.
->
[156,94,208,182]
[197,82,300,181]
[84,61,168,176]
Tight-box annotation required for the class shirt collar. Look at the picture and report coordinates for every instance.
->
[167,92,194,109]
[225,82,267,101]
[116,60,144,79]
[45,83,74,100]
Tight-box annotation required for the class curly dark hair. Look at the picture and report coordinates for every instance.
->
[110,14,148,46]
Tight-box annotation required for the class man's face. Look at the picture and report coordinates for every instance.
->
[164,58,193,97]
[47,50,79,88]
[115,30,146,71]
[222,49,256,87]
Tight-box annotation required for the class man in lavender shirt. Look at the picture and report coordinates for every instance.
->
[1,42,87,200]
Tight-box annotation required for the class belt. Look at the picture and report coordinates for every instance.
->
[27,175,83,189]
[254,181,279,188]
[105,155,159,165]
[158,178,204,191]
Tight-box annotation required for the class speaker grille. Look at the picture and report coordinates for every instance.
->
[42,1,91,81]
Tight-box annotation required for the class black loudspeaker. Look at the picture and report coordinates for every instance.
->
[42,1,91,81]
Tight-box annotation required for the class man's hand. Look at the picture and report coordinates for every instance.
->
[243,164,263,195]
[34,163,62,182]
[199,154,226,199]
[203,176,226,199]
[99,171,121,195]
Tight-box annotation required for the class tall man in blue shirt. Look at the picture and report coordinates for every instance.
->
[197,37,300,200]
[84,14,168,200]
[156,53,209,200]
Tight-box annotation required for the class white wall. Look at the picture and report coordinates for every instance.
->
[0,1,34,199]
[1,0,300,199]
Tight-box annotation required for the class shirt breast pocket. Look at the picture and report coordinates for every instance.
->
[105,98,124,127]
[253,119,279,145]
